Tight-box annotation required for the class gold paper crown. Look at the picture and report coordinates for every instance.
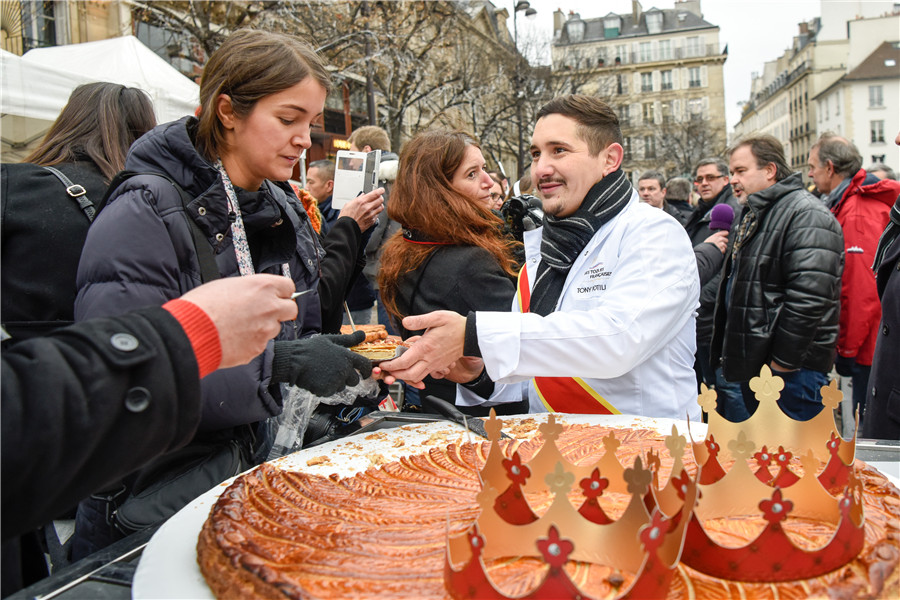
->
[684,365,865,581]
[444,413,698,599]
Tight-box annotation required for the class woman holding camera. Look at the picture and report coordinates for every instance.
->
[378,130,525,415]
[72,29,378,558]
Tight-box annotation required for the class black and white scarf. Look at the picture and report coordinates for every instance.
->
[530,168,631,316]
[872,196,900,273]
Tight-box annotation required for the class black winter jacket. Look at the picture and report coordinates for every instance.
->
[1,307,200,540]
[1,160,107,341]
[710,173,843,382]
[862,197,900,440]
[394,245,515,403]
[685,185,742,345]
[75,117,322,431]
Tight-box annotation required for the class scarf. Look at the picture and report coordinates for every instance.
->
[529,168,631,316]
[872,196,900,273]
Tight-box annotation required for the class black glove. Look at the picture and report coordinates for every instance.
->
[833,354,857,377]
[271,331,372,396]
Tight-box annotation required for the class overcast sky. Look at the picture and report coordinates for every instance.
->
[512,0,827,132]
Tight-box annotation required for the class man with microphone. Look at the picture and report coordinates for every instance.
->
[381,95,700,420]
[678,157,745,418]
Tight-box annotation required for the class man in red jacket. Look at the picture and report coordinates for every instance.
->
[808,134,900,424]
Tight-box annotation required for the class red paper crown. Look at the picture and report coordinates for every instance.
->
[684,365,865,582]
[444,413,698,599]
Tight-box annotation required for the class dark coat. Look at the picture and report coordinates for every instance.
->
[684,185,742,345]
[664,200,692,226]
[863,198,900,440]
[1,307,200,539]
[394,245,515,403]
[318,214,370,332]
[1,160,107,341]
[75,117,322,431]
[710,173,844,382]
[319,196,376,316]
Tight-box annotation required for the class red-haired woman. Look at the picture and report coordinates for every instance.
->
[378,130,525,415]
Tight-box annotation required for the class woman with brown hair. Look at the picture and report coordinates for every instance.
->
[1,82,156,342]
[71,29,379,558]
[379,130,525,415]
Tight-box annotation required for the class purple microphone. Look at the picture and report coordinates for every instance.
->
[709,204,734,232]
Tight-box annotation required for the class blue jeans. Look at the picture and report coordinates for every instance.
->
[740,368,829,421]
[696,345,747,422]
[850,362,871,425]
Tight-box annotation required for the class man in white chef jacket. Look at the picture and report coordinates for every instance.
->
[381,95,701,420]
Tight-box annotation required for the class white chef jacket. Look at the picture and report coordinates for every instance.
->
[456,194,702,421]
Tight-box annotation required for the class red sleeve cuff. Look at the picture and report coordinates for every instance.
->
[163,298,222,378]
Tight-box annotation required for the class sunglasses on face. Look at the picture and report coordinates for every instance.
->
[694,174,727,184]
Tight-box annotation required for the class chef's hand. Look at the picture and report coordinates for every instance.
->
[432,357,485,384]
[378,311,467,388]
[338,187,385,231]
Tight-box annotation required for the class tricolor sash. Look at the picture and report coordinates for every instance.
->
[517,265,619,414]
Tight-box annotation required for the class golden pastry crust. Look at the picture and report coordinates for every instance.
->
[197,425,899,599]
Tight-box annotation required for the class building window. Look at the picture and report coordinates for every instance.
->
[661,70,673,91]
[658,40,672,60]
[615,45,628,65]
[21,0,57,52]
[642,102,655,123]
[617,74,626,95]
[871,120,885,143]
[604,15,621,38]
[644,136,656,159]
[869,85,884,108]
[647,12,663,34]
[623,136,632,156]
[835,91,840,115]
[639,42,652,62]
[641,72,653,92]
[872,154,886,163]
[687,98,703,116]
[688,67,701,88]
[619,104,630,126]
[685,36,702,58]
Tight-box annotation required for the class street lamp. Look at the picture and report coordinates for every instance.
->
[513,1,537,179]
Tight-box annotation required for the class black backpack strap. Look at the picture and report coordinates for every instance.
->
[101,170,221,284]
[172,182,221,284]
[42,165,96,222]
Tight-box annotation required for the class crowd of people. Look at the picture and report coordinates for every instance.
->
[2,26,899,594]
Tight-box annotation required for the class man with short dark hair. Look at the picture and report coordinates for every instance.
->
[711,135,844,420]
[637,170,667,209]
[808,134,900,422]
[306,159,336,224]
[382,95,700,420]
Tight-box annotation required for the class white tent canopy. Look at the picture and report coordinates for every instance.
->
[1,49,93,155]
[22,35,199,123]
[1,36,199,160]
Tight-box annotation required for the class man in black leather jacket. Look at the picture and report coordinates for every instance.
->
[710,135,843,420]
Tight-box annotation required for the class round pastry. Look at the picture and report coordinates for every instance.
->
[197,419,899,599]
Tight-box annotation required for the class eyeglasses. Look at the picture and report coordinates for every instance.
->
[694,174,727,184]
[490,193,503,202]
